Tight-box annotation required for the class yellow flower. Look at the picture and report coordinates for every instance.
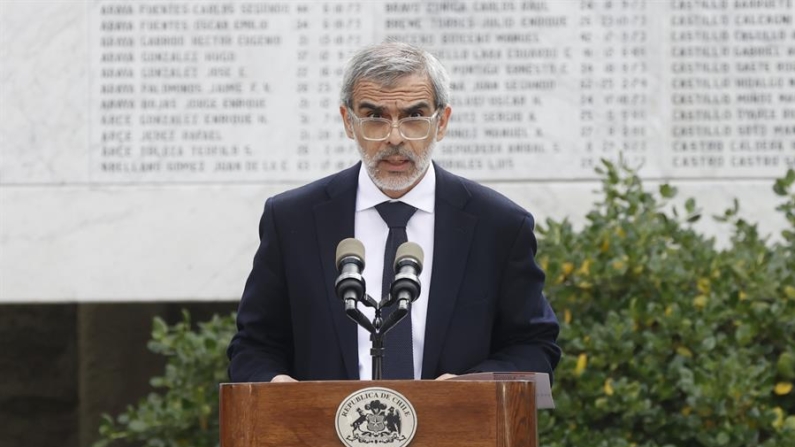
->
[562,262,575,276]
[600,238,610,253]
[681,406,692,416]
[539,256,549,272]
[575,353,588,376]
[693,295,708,309]
[774,382,792,395]
[739,290,748,301]
[697,278,711,294]
[564,309,572,324]
[615,227,626,238]
[676,346,693,358]
[665,306,673,316]
[772,407,784,429]
[578,259,592,276]
[612,260,625,271]
[785,285,795,300]
[604,378,614,396]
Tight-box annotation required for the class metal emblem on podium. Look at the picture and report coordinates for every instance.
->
[335,387,417,446]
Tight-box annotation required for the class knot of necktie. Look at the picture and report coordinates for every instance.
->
[375,201,417,229]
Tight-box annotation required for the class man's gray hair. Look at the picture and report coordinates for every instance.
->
[340,41,451,110]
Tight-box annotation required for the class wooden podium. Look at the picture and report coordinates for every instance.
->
[220,376,549,447]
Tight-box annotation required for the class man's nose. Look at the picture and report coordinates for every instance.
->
[387,121,404,146]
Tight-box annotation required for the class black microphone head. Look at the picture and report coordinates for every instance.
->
[394,241,423,272]
[336,238,365,270]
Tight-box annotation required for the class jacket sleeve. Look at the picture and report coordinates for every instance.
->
[467,214,562,380]
[227,198,294,382]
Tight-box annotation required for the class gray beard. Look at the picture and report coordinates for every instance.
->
[358,140,435,193]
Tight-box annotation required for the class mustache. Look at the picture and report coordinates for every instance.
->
[373,145,417,163]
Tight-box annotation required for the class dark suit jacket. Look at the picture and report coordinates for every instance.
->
[227,162,560,382]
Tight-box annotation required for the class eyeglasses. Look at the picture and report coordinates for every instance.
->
[348,110,440,141]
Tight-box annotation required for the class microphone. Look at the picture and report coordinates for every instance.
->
[335,238,376,333]
[335,238,366,310]
[390,241,424,306]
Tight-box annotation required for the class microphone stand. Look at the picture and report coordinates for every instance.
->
[344,292,409,380]
[336,240,422,381]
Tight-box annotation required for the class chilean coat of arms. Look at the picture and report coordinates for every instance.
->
[335,388,417,446]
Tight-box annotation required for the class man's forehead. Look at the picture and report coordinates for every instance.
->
[351,75,434,107]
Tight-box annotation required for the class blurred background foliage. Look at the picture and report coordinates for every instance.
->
[92,312,234,447]
[95,162,795,447]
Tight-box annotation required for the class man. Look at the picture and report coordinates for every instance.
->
[227,41,560,382]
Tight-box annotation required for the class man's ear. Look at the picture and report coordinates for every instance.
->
[340,106,354,139]
[435,105,453,141]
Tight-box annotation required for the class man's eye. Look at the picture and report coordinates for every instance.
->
[409,112,424,118]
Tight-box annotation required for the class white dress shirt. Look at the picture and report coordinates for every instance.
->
[354,163,436,380]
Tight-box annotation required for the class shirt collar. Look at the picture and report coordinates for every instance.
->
[356,162,436,214]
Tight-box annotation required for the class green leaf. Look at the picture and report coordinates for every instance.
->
[152,317,168,339]
[701,336,716,351]
[684,198,696,214]
[686,213,701,223]
[778,352,795,379]
[659,184,677,199]
[128,420,147,432]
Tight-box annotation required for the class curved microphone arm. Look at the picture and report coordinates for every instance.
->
[345,305,376,334]
[377,301,410,336]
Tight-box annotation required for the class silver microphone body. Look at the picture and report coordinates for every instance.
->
[335,238,366,308]
[390,242,424,306]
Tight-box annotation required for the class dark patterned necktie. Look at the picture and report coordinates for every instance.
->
[375,201,417,379]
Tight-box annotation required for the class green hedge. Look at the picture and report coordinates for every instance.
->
[95,162,795,447]
[537,162,795,447]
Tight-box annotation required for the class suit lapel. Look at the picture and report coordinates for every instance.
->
[422,164,477,378]
[314,163,360,379]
